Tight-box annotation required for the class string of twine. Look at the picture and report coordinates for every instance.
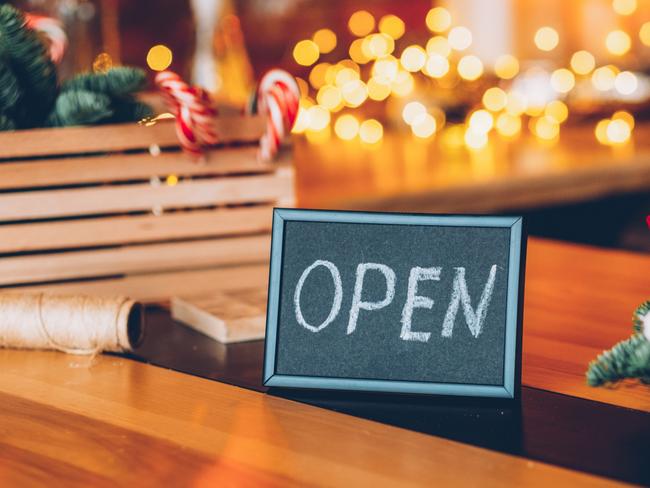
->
[0,292,142,355]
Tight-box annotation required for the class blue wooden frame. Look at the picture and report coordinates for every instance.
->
[263,208,526,399]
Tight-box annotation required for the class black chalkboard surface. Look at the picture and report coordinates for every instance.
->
[263,209,526,399]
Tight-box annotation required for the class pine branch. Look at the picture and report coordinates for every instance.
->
[62,67,147,98]
[633,300,650,335]
[0,4,57,126]
[0,112,15,130]
[47,90,113,127]
[111,98,153,123]
[0,59,20,111]
[586,334,650,386]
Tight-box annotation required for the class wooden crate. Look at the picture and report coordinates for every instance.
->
[0,115,293,302]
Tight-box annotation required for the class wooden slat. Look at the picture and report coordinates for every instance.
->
[0,206,273,253]
[0,147,282,189]
[0,117,264,159]
[0,169,293,221]
[0,234,270,285]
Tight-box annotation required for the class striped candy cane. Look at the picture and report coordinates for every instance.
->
[155,71,218,160]
[25,14,67,64]
[252,69,300,161]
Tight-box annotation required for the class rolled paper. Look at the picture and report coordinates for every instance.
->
[0,293,145,354]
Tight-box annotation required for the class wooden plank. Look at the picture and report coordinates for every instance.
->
[0,206,273,253]
[2,264,270,303]
[0,169,293,221]
[0,235,271,285]
[0,147,281,189]
[0,350,616,486]
[0,117,264,159]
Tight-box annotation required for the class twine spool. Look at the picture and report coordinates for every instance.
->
[0,293,145,355]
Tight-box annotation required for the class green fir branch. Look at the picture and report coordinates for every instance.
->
[586,333,650,386]
[632,300,650,335]
[111,98,153,123]
[62,67,147,98]
[0,59,20,111]
[0,112,15,130]
[47,90,113,127]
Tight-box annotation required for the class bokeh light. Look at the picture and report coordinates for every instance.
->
[494,54,519,79]
[348,10,375,37]
[426,36,451,57]
[448,26,472,51]
[423,54,449,78]
[400,45,426,72]
[468,109,494,134]
[359,119,383,144]
[334,114,360,140]
[592,66,617,91]
[496,113,521,138]
[605,30,631,56]
[426,7,452,33]
[482,87,508,112]
[367,77,392,100]
[570,50,595,75]
[402,101,426,125]
[614,71,638,95]
[550,68,575,93]
[612,0,637,15]
[379,14,405,40]
[641,22,650,46]
[313,29,337,54]
[457,55,483,81]
[606,119,631,143]
[411,113,437,138]
[534,27,559,51]
[307,105,330,130]
[545,100,569,124]
[293,40,319,66]
[146,45,173,71]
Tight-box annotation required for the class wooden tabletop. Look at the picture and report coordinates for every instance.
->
[1,237,649,486]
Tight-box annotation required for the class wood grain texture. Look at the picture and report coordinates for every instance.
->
[0,350,617,487]
[0,117,264,159]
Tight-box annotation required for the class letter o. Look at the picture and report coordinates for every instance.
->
[294,260,343,333]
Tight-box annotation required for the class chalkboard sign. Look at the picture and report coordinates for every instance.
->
[263,209,526,399]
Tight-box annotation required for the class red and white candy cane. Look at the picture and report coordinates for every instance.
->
[155,71,218,160]
[25,14,67,64]
[253,69,300,161]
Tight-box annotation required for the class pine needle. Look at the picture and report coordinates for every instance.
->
[62,67,147,98]
[47,90,113,127]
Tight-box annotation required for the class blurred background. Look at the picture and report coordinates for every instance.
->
[12,0,650,251]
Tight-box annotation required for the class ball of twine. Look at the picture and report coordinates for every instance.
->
[0,293,145,355]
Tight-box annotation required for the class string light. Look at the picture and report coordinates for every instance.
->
[570,50,595,75]
[426,7,452,33]
[349,39,371,64]
[146,45,172,71]
[534,27,559,51]
[317,84,343,111]
[592,66,617,91]
[605,30,631,55]
[411,113,437,138]
[372,56,399,83]
[614,71,638,95]
[482,87,507,112]
[341,79,368,107]
[335,67,359,86]
[379,14,405,40]
[367,77,392,100]
[612,0,636,15]
[606,119,631,143]
[402,101,426,125]
[359,119,383,144]
[334,114,360,140]
[468,110,494,134]
[366,33,395,58]
[293,40,319,66]
[348,10,375,37]
[423,54,449,78]
[400,45,426,72]
[448,26,472,51]
[612,110,635,130]
[313,29,337,54]
[309,62,330,89]
[426,36,451,57]
[550,68,575,93]
[494,54,519,79]
[457,55,483,81]
[496,113,521,138]
[545,100,569,124]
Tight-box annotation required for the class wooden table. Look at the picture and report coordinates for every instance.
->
[1,238,649,486]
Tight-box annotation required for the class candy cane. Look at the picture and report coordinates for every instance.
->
[25,14,67,64]
[155,71,218,159]
[252,69,300,161]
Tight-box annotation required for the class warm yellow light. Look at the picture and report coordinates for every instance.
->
[533,116,560,140]
[612,110,635,130]
[440,125,465,150]
[309,62,330,89]
[606,119,631,143]
[494,54,519,80]
[595,119,610,144]
[334,114,360,140]
[505,91,527,116]
[349,39,371,64]
[448,26,472,51]
[468,109,494,134]
[496,113,521,138]
[313,29,337,54]
[550,68,575,93]
[335,67,359,87]
[293,40,319,66]
[457,55,483,81]
[592,66,617,91]
[366,33,395,58]
[426,36,451,57]
[605,30,631,56]
[534,27,559,51]
[426,7,452,33]
[359,119,383,144]
[317,85,343,111]
[423,54,449,78]
[402,101,426,125]
[379,14,405,40]
[411,113,437,138]
[570,50,596,75]
[391,71,414,97]
[166,174,178,186]
[307,105,330,131]
[612,0,636,15]
[464,129,488,150]
[296,77,309,97]
[400,45,427,72]
[305,126,331,144]
[614,71,638,95]
[482,87,507,112]
[291,99,313,134]
[545,100,569,124]
[372,56,399,84]
[641,22,650,47]
[367,77,392,100]
[146,45,173,71]
[348,10,375,37]
[341,80,368,107]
